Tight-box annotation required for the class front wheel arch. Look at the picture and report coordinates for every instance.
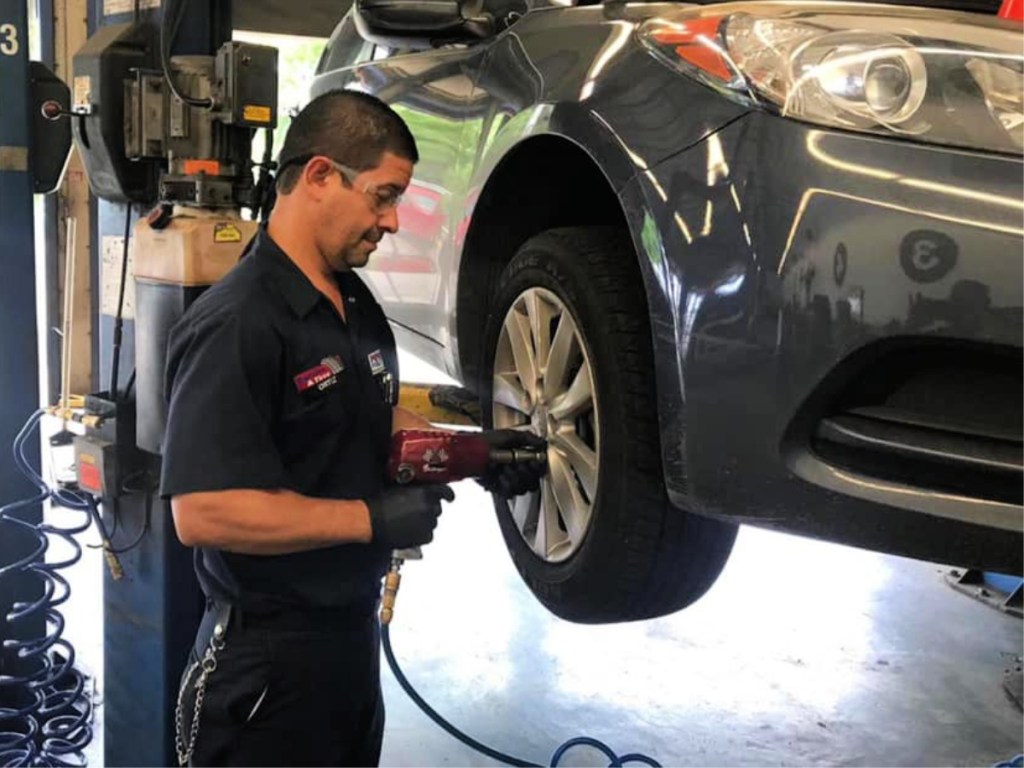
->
[455,134,631,392]
[480,226,737,623]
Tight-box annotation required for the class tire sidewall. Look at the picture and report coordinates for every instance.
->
[481,232,648,607]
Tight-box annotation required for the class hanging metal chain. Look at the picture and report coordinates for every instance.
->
[175,629,225,766]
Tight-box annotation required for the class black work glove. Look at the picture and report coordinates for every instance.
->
[476,429,548,498]
[367,485,455,549]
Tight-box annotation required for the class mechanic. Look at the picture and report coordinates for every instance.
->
[161,90,544,767]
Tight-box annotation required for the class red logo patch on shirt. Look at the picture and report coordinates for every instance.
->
[293,355,344,394]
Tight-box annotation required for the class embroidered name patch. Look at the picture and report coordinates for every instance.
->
[294,355,344,394]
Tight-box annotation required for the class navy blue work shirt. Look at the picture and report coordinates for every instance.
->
[160,228,399,614]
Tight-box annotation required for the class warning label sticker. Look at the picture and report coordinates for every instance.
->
[243,105,272,124]
[73,76,91,111]
[214,223,243,244]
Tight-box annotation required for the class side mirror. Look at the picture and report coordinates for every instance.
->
[353,0,495,49]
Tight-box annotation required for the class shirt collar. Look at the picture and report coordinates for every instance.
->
[250,228,323,318]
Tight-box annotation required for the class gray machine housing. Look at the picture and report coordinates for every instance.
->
[74,25,278,207]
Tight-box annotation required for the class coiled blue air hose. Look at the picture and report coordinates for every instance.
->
[0,411,96,767]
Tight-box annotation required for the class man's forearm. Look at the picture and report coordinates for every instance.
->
[171,488,371,555]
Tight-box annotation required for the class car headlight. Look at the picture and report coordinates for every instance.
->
[639,2,1024,154]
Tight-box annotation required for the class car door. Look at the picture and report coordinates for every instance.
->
[313,12,498,373]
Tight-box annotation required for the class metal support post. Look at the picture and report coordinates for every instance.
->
[88,2,231,764]
[0,0,44,694]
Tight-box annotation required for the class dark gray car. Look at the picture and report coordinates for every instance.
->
[314,0,1023,623]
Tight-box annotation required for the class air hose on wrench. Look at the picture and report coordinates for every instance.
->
[380,601,662,766]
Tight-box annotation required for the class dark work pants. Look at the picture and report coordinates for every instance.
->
[178,604,385,767]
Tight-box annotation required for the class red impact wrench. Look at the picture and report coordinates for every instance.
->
[380,430,547,624]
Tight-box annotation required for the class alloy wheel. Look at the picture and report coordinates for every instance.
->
[492,288,600,562]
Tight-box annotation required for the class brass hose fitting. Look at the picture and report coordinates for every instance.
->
[380,560,403,625]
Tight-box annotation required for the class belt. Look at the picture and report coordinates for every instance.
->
[193,601,233,658]
[203,600,377,634]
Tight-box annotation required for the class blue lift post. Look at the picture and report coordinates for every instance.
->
[0,0,44,688]
[0,2,234,761]
[88,3,231,765]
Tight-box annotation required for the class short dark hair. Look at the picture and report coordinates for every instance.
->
[275,90,418,194]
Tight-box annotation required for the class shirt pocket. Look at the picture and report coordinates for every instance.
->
[279,355,357,441]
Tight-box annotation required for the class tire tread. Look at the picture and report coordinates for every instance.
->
[486,226,736,623]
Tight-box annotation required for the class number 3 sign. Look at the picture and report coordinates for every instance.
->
[0,23,19,56]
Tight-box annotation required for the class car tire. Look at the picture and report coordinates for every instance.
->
[481,226,738,623]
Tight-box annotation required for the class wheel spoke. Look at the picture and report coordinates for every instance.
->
[550,360,593,421]
[493,287,600,564]
[551,431,598,502]
[507,308,538,401]
[525,292,554,374]
[534,479,552,557]
[511,491,537,533]
[543,313,576,401]
[549,450,589,544]
[492,372,532,415]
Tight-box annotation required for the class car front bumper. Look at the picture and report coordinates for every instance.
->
[627,111,1023,572]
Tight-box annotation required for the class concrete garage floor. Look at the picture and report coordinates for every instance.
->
[56,333,1022,768]
[380,481,1023,767]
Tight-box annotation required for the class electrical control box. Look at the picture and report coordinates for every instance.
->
[215,42,279,128]
[74,435,117,497]
[71,394,143,499]
[29,61,72,194]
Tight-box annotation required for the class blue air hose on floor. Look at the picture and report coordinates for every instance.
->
[381,624,661,767]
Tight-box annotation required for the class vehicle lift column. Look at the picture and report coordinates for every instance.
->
[0,0,44,697]
[87,3,232,766]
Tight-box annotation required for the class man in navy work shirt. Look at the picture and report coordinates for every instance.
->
[162,91,544,767]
